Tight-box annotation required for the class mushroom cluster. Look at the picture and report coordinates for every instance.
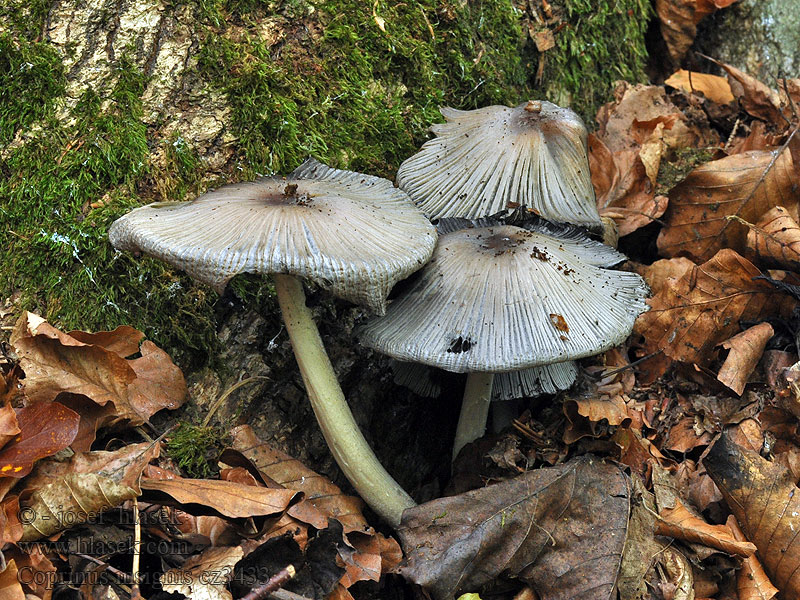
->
[362,101,649,459]
[109,99,648,527]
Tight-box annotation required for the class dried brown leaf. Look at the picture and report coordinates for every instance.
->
[704,432,800,596]
[717,322,774,395]
[745,205,800,270]
[397,456,629,600]
[665,70,735,105]
[229,426,401,591]
[0,401,20,448]
[17,442,159,540]
[0,402,79,478]
[230,425,365,533]
[67,325,144,357]
[655,0,699,63]
[655,497,755,557]
[635,249,793,366]
[11,312,186,425]
[140,477,299,519]
[726,515,778,600]
[718,62,786,124]
[658,149,800,261]
[633,257,696,294]
[0,560,26,600]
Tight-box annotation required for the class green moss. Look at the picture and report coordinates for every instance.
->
[166,422,231,478]
[0,58,219,367]
[198,0,534,177]
[0,34,65,145]
[656,147,716,195]
[543,0,652,121]
[1,0,650,370]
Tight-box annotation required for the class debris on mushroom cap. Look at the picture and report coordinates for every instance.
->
[109,159,437,315]
[435,212,625,268]
[396,101,602,228]
[358,224,648,373]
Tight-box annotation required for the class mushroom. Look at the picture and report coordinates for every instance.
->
[109,159,437,526]
[358,216,648,458]
[396,100,602,229]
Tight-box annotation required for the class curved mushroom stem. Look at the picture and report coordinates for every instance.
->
[452,372,495,461]
[273,273,416,527]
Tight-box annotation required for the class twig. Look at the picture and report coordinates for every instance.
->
[241,565,296,600]
[131,497,142,597]
[73,553,133,583]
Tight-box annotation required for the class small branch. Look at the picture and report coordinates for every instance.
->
[241,565,296,600]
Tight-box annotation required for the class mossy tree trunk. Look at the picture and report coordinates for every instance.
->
[0,0,650,495]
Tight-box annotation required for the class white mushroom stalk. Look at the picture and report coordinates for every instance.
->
[109,159,437,526]
[359,221,649,457]
[397,100,603,229]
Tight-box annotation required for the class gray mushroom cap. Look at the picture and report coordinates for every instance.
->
[396,101,602,228]
[391,360,577,399]
[359,224,648,373]
[109,159,437,315]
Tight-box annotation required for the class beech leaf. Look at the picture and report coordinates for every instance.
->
[0,402,79,478]
[655,497,755,557]
[704,432,800,597]
[635,249,794,366]
[745,205,800,270]
[717,322,774,395]
[140,477,299,519]
[657,149,800,262]
[727,515,778,600]
[397,456,629,600]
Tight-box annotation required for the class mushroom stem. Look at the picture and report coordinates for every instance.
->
[273,273,416,527]
[452,372,495,461]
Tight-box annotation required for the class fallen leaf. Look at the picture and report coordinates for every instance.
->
[161,546,243,600]
[590,134,669,237]
[717,61,786,124]
[655,497,755,557]
[716,323,774,395]
[726,515,778,600]
[67,325,144,357]
[0,560,25,600]
[665,70,735,105]
[632,257,696,293]
[596,82,717,152]
[397,456,629,600]
[563,394,630,444]
[230,425,366,533]
[704,431,800,597]
[636,249,795,369]
[0,402,79,478]
[229,426,402,590]
[655,0,700,64]
[0,401,20,448]
[617,476,669,600]
[16,441,159,540]
[745,205,800,270]
[658,149,800,261]
[140,477,299,519]
[665,416,713,452]
[11,312,186,425]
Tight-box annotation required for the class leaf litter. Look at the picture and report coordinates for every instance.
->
[4,43,800,600]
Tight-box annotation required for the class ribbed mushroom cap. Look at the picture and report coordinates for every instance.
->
[396,101,602,228]
[109,159,437,314]
[359,224,648,372]
[391,360,577,399]
[493,361,578,400]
